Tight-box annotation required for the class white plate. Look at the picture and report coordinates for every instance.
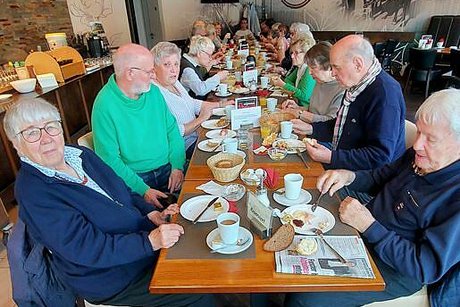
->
[212,107,226,116]
[0,94,12,101]
[280,204,335,235]
[206,129,237,139]
[272,139,306,154]
[206,227,253,254]
[198,139,222,152]
[277,133,298,140]
[273,188,312,206]
[180,195,229,223]
[215,92,232,98]
[229,87,250,94]
[201,119,229,130]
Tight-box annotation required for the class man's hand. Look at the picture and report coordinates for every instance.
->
[291,118,313,135]
[305,142,332,164]
[147,204,179,225]
[148,224,184,250]
[316,169,356,196]
[168,169,184,193]
[144,188,168,208]
[339,197,375,233]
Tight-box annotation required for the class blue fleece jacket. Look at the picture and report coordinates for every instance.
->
[312,70,406,170]
[15,146,157,300]
[350,149,460,284]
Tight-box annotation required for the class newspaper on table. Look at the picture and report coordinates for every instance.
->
[275,235,375,279]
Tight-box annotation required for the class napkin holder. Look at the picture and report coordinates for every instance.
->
[246,191,273,239]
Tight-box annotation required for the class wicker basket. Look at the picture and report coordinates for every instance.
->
[259,112,296,133]
[207,153,245,182]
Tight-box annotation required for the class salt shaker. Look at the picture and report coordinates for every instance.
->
[255,176,270,207]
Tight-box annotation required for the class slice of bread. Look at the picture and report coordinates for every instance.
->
[263,224,295,252]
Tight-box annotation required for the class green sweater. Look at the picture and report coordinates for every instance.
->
[283,65,316,107]
[92,74,185,196]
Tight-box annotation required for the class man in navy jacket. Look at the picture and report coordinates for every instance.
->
[285,89,460,306]
[292,35,405,172]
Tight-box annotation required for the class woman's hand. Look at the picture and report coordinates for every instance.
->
[281,99,300,110]
[217,70,229,81]
[148,223,184,250]
[148,204,179,225]
[272,76,285,87]
[168,169,184,193]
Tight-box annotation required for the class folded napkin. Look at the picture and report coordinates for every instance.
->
[196,181,225,196]
[263,168,280,189]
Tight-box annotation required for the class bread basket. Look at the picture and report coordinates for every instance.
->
[259,112,296,133]
[207,153,245,182]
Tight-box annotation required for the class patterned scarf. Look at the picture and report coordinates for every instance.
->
[332,57,382,150]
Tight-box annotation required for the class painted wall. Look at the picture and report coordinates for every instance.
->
[66,0,131,47]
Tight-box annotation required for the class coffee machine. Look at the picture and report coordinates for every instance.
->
[86,21,110,58]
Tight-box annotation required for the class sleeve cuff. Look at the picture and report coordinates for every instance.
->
[362,220,388,244]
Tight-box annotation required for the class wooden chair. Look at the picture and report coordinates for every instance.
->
[77,132,94,150]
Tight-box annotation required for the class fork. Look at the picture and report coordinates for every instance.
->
[311,192,325,212]
[296,149,310,170]
[210,237,250,253]
[313,228,347,264]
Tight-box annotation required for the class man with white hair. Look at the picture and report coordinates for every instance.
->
[285,88,460,306]
[92,43,185,208]
[292,35,406,187]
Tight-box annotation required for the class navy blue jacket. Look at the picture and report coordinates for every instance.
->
[312,70,406,170]
[351,149,460,284]
[15,146,157,300]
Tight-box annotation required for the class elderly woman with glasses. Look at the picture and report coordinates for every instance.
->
[4,98,213,307]
[180,35,228,100]
[151,42,233,159]
[282,41,344,123]
[272,37,317,107]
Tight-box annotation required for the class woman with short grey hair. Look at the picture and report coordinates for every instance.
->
[151,42,232,158]
[179,35,228,100]
[4,98,212,307]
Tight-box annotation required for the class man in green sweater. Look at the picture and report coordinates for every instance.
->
[92,43,185,208]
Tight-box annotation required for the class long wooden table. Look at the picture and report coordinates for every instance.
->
[149,124,385,294]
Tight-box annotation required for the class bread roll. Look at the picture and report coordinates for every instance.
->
[263,224,295,252]
[215,160,233,168]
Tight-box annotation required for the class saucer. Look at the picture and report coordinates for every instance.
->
[0,94,13,101]
[206,227,253,254]
[215,92,232,98]
[277,133,298,140]
[273,188,312,207]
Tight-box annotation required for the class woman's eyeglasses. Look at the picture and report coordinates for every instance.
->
[18,120,63,143]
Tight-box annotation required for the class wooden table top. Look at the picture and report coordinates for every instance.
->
[149,122,385,294]
[149,180,385,294]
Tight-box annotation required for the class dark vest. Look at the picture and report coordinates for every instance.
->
[179,55,209,100]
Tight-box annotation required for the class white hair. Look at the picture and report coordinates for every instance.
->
[290,23,314,41]
[3,98,61,141]
[188,35,215,56]
[416,88,460,140]
[150,42,181,66]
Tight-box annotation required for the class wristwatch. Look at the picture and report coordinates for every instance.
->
[297,110,302,119]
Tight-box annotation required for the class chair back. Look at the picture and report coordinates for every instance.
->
[77,132,94,150]
[409,48,438,70]
[373,42,386,62]
[450,48,460,77]
[405,120,417,149]
[384,39,398,56]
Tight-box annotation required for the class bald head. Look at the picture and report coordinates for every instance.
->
[330,35,376,88]
[113,43,153,77]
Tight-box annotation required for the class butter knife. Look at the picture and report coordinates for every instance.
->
[296,149,310,170]
[193,197,219,224]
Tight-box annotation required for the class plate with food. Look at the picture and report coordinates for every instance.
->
[212,107,226,116]
[229,85,250,94]
[279,204,335,235]
[272,139,306,154]
[206,129,236,139]
[198,139,223,152]
[180,195,229,223]
[201,118,229,129]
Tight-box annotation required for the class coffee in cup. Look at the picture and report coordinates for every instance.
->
[217,212,240,244]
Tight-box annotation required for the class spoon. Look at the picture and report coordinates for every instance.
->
[210,237,250,253]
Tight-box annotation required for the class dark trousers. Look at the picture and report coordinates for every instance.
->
[137,163,172,193]
[284,251,423,307]
[90,269,215,307]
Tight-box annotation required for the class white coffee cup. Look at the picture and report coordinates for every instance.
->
[260,76,269,89]
[226,59,233,69]
[225,105,235,119]
[218,83,228,96]
[280,121,293,139]
[234,71,242,82]
[217,212,240,244]
[267,98,277,112]
[437,42,443,48]
[222,138,238,153]
[284,173,304,200]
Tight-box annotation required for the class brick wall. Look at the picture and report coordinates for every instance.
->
[0,0,73,64]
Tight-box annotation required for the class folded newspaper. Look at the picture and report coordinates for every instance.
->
[275,235,375,279]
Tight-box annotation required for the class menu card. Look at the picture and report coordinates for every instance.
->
[231,106,261,130]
